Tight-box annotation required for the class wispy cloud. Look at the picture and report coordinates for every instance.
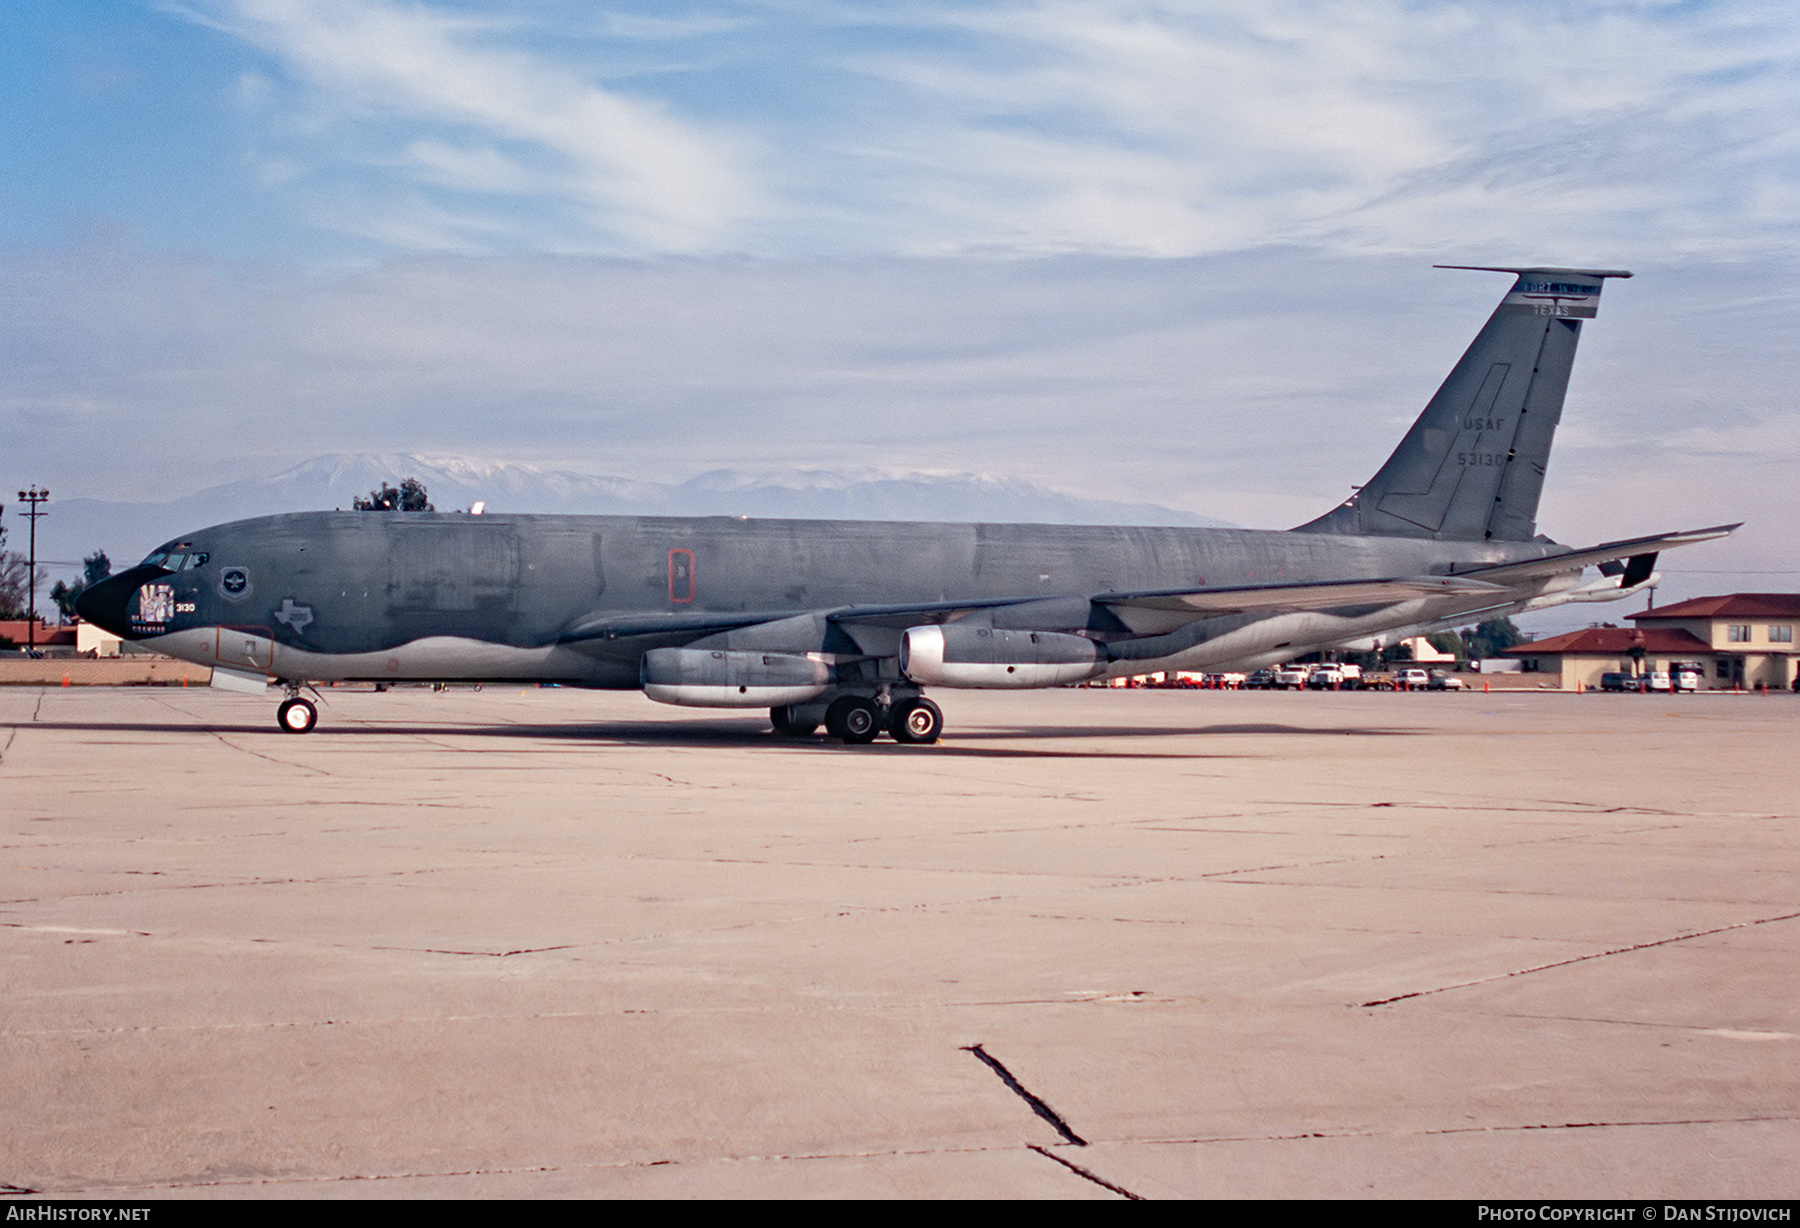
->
[163,0,1800,259]
[182,0,765,251]
[833,0,1800,256]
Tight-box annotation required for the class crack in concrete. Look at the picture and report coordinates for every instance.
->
[379,944,579,958]
[2,857,548,907]
[0,693,45,767]
[1028,1144,1145,1199]
[1361,909,1800,1007]
[205,733,334,776]
[143,694,334,776]
[689,854,1155,882]
[27,1140,1138,1197]
[963,1043,1087,1146]
[1471,1009,1797,1039]
[1135,1112,1800,1148]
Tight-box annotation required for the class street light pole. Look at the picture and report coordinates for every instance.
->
[17,487,48,654]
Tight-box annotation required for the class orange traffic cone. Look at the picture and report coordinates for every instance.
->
[61,673,70,687]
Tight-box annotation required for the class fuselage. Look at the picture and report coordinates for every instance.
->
[86,510,1568,688]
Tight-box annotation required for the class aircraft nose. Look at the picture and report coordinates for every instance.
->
[74,566,170,639]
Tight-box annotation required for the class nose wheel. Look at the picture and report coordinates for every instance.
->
[276,696,318,734]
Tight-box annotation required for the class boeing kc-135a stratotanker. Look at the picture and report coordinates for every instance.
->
[78,266,1737,741]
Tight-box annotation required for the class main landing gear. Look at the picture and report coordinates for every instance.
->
[888,697,943,744]
[275,683,320,734]
[770,705,821,737]
[773,694,944,745]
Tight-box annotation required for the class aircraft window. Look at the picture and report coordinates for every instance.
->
[180,553,209,570]
[142,551,172,569]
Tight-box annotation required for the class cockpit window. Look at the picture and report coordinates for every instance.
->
[140,549,206,571]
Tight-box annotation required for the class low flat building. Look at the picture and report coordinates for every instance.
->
[1503,593,1799,691]
[76,621,123,657]
[1400,636,1457,663]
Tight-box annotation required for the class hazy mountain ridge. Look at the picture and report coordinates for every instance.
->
[32,453,1232,576]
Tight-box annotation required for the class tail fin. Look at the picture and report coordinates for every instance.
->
[1296,265,1632,541]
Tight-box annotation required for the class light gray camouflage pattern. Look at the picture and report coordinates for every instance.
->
[77,267,1737,741]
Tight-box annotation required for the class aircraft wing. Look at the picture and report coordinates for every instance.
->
[562,574,1520,653]
[1095,575,1508,616]
[1453,523,1740,586]
[821,576,1507,643]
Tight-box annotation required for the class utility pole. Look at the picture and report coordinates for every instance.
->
[17,486,48,654]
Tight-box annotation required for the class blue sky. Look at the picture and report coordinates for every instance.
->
[9,0,1796,260]
[3,0,1798,608]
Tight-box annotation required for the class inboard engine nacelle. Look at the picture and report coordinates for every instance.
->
[642,648,833,707]
[900,625,1104,689]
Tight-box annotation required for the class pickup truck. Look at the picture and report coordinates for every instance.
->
[1273,664,1311,689]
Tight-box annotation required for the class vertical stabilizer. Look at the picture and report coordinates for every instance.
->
[1296,266,1631,541]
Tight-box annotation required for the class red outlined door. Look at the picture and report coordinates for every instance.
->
[668,548,695,604]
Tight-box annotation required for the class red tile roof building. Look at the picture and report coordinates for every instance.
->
[0,619,75,650]
[1505,594,1798,691]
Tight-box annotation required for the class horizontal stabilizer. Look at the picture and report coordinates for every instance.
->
[1454,524,1740,585]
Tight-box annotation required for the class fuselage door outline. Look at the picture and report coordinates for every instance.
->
[216,625,274,672]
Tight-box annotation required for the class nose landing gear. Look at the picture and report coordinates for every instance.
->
[276,696,317,734]
[274,682,320,734]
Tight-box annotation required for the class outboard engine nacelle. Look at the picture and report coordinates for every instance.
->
[642,648,832,708]
[900,625,1104,689]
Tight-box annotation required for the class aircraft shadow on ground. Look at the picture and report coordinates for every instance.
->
[18,718,1419,760]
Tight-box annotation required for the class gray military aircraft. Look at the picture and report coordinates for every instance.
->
[77,265,1735,741]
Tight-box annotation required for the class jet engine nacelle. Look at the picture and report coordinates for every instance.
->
[900,624,1104,689]
[642,648,832,708]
